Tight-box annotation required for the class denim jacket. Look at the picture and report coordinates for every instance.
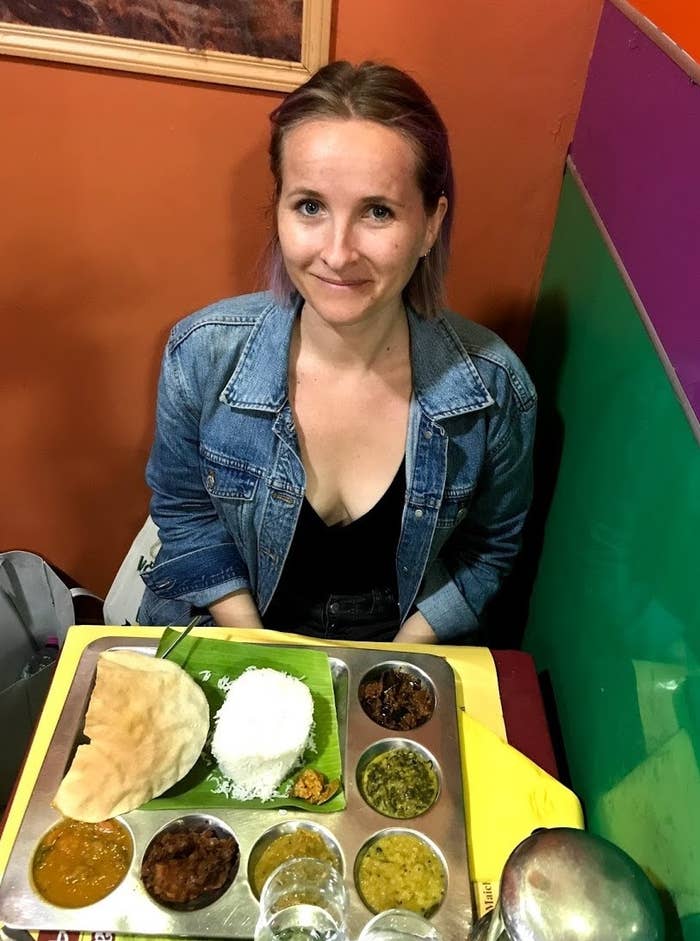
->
[140,292,536,642]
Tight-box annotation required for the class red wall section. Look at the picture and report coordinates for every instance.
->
[0,0,601,595]
[1,64,276,593]
[627,0,700,62]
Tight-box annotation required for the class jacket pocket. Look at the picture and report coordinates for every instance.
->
[435,486,474,530]
[199,448,261,501]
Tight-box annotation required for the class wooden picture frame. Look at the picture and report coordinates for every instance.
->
[0,0,332,91]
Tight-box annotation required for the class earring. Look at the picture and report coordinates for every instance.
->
[422,248,431,259]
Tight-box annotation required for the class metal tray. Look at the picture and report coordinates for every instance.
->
[0,637,472,939]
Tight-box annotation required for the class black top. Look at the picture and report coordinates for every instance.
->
[263,461,405,634]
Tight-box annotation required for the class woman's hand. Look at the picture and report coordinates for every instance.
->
[393,610,438,645]
[209,589,264,629]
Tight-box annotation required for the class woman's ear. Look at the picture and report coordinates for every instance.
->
[423,195,448,254]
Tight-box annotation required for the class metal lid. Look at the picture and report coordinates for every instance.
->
[500,828,664,941]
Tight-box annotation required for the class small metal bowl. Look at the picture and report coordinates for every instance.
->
[246,820,344,900]
[354,827,448,916]
[140,813,239,912]
[356,739,441,819]
[31,816,134,909]
[357,661,436,731]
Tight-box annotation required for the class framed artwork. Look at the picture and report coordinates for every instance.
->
[0,0,332,91]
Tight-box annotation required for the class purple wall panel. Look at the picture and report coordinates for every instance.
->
[571,1,700,420]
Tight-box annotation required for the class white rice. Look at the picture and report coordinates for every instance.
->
[210,667,314,801]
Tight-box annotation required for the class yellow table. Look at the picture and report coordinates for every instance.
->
[0,626,583,930]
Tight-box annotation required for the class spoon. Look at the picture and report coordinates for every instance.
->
[159,618,200,660]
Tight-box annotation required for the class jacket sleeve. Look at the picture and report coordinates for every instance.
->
[416,388,536,642]
[141,337,252,608]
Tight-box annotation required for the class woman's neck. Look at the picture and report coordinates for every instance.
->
[294,301,409,374]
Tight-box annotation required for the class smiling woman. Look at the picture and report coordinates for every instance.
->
[276,119,446,332]
[137,61,537,646]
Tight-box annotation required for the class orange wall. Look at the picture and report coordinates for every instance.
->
[0,0,602,596]
[629,0,700,62]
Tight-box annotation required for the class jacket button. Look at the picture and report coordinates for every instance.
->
[206,471,215,489]
[414,508,424,519]
[423,429,433,440]
[329,602,340,614]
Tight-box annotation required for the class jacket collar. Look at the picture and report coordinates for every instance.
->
[220,296,300,412]
[221,295,493,419]
[407,308,493,419]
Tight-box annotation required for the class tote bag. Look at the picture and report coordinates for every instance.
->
[103,516,161,626]
[0,550,99,807]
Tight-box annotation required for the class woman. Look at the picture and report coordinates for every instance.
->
[139,61,536,644]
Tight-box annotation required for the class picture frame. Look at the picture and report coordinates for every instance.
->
[0,0,332,91]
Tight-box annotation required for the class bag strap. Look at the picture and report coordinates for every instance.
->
[69,587,104,603]
[0,555,44,651]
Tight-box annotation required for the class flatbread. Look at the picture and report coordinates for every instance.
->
[53,650,209,822]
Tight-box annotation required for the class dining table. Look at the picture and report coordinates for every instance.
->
[0,625,583,941]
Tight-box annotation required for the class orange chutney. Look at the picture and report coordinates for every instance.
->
[32,818,132,908]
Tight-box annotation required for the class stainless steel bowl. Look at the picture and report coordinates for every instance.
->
[487,827,664,941]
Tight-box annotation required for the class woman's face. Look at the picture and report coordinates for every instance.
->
[276,118,447,328]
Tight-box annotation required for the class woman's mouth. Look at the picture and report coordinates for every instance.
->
[314,275,369,288]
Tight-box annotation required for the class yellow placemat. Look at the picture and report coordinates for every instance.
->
[461,711,584,916]
[0,625,583,926]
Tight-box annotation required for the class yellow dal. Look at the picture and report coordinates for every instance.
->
[252,829,338,897]
[357,833,445,916]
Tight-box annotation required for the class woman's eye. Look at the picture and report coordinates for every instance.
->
[297,199,321,216]
[368,204,393,222]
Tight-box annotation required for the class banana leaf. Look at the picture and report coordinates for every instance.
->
[144,630,345,813]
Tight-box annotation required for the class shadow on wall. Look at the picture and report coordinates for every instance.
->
[470,295,538,359]
[484,290,568,650]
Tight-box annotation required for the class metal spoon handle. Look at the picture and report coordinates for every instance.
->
[159,619,200,659]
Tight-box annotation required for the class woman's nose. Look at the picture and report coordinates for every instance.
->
[321,221,358,270]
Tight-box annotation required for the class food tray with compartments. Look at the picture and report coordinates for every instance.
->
[0,637,473,939]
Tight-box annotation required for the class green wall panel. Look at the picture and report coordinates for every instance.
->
[524,169,700,941]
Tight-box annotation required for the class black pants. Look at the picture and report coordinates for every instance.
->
[263,586,400,643]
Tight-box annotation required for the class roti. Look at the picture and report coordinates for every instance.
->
[53,650,209,822]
